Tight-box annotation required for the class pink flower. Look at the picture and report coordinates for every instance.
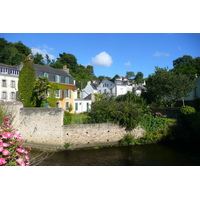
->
[2,143,10,147]
[0,158,7,165]
[2,149,10,156]
[0,146,3,152]
[14,133,22,141]
[2,132,13,139]
[16,148,26,154]
[16,158,24,165]
[4,116,9,121]
[25,155,30,160]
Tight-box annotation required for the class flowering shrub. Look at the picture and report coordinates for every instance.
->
[0,116,31,166]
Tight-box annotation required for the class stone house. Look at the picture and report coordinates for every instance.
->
[0,63,20,102]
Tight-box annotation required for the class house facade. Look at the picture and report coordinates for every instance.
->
[0,63,19,102]
[81,81,99,99]
[96,77,133,97]
[32,64,76,112]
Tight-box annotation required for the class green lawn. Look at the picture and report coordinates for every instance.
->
[71,113,89,124]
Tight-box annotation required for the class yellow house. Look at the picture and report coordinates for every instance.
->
[33,64,76,112]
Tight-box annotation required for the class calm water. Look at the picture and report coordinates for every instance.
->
[29,142,200,166]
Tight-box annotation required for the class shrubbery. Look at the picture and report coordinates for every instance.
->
[63,111,72,125]
[89,92,150,131]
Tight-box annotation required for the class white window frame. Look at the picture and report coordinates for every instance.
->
[1,91,7,100]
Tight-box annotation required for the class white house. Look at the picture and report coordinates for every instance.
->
[97,77,133,97]
[0,63,20,102]
[81,81,99,99]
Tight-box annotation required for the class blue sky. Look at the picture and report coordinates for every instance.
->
[1,33,200,78]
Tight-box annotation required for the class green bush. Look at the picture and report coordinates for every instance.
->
[63,111,72,125]
[118,134,140,146]
[180,105,196,115]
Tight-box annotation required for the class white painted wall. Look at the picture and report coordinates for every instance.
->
[0,74,18,101]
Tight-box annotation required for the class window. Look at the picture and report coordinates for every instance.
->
[104,89,107,94]
[1,91,7,100]
[65,77,69,84]
[11,80,15,88]
[55,75,60,83]
[10,92,15,100]
[1,68,8,74]
[44,73,48,78]
[55,90,61,98]
[64,89,71,98]
[2,80,7,87]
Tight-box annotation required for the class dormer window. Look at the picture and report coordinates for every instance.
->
[65,77,69,84]
[44,73,48,78]
[55,75,60,83]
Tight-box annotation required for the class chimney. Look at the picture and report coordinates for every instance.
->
[63,65,69,73]
[16,62,24,71]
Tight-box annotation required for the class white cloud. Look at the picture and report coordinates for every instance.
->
[125,61,131,66]
[31,45,55,60]
[153,51,170,57]
[92,51,113,67]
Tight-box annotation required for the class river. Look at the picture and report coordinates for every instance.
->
[29,141,200,166]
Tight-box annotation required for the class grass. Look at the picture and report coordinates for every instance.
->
[71,113,89,124]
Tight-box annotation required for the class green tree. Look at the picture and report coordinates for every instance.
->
[134,72,144,84]
[33,53,45,65]
[172,55,197,79]
[54,53,78,72]
[145,67,195,107]
[0,38,30,65]
[18,56,36,107]
[33,76,51,107]
[125,71,135,80]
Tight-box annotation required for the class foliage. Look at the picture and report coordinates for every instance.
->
[172,55,199,79]
[118,134,140,146]
[32,52,45,65]
[145,67,195,107]
[89,92,149,131]
[64,143,71,149]
[119,116,176,146]
[0,38,31,65]
[0,117,31,166]
[33,76,51,107]
[180,105,196,115]
[18,56,36,107]
[134,72,144,84]
[63,111,72,125]
[125,71,135,80]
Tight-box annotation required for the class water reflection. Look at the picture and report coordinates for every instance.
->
[29,143,200,166]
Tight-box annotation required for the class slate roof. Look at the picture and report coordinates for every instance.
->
[33,64,72,78]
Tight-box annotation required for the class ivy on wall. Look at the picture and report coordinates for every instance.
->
[46,82,75,107]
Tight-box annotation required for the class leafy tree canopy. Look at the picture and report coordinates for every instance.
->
[172,55,198,79]
[145,67,196,107]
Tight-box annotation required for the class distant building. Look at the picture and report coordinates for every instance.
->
[0,63,20,102]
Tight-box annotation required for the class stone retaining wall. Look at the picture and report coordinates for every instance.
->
[1,102,145,148]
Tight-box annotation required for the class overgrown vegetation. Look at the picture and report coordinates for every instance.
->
[18,56,36,107]
[89,92,150,131]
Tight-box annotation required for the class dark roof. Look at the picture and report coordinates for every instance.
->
[33,64,72,78]
[84,94,92,100]
[0,63,18,70]
[91,82,99,90]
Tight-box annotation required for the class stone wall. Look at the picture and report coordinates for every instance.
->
[19,108,64,146]
[62,123,145,148]
[1,102,145,148]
